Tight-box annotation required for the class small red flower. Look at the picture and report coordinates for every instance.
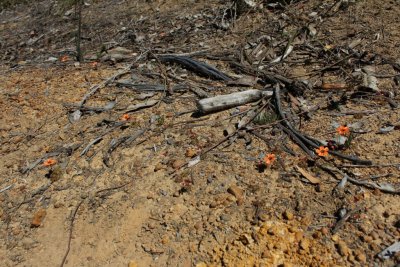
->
[120,114,131,121]
[60,55,69,62]
[264,153,276,165]
[43,158,57,167]
[316,146,329,157]
[336,125,350,136]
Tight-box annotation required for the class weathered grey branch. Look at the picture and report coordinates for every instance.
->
[197,89,273,114]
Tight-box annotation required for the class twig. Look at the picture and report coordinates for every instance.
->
[279,125,316,158]
[0,184,14,193]
[274,85,317,158]
[103,128,147,166]
[11,183,52,211]
[79,64,132,107]
[81,121,127,156]
[342,163,400,168]
[95,181,132,197]
[155,49,211,57]
[60,200,84,267]
[318,164,400,194]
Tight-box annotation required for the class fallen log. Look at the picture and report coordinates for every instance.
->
[197,89,272,114]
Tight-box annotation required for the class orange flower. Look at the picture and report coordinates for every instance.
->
[336,125,350,136]
[60,55,69,62]
[316,146,329,157]
[43,158,57,167]
[264,153,276,165]
[120,114,131,121]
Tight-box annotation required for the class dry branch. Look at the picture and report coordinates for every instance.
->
[197,89,272,114]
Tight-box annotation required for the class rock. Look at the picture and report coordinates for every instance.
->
[267,226,279,236]
[331,234,340,242]
[195,263,207,267]
[172,159,185,169]
[161,235,169,245]
[312,231,322,239]
[371,232,379,240]
[321,227,329,235]
[194,222,202,230]
[128,261,138,267]
[185,148,197,158]
[294,231,304,242]
[337,241,350,256]
[299,239,309,251]
[261,248,271,258]
[362,235,373,242]
[220,214,231,222]
[354,250,367,263]
[239,234,253,245]
[227,185,244,205]
[258,213,268,222]
[283,210,294,220]
[31,209,46,227]
[154,162,164,172]
[209,201,218,208]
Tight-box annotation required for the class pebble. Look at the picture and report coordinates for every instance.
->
[185,148,197,158]
[321,227,329,235]
[239,234,253,245]
[172,159,185,169]
[315,184,322,192]
[358,224,370,234]
[261,248,271,258]
[194,222,202,230]
[267,226,278,236]
[258,213,268,222]
[31,209,46,227]
[370,232,379,240]
[220,214,231,222]
[354,250,367,263]
[209,201,218,208]
[312,231,322,239]
[128,261,138,267]
[86,149,95,158]
[283,210,294,220]
[294,231,304,242]
[336,241,350,256]
[161,235,169,245]
[154,162,164,172]
[331,234,340,242]
[299,239,309,251]
[227,185,244,205]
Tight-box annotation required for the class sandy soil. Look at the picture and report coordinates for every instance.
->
[0,0,399,266]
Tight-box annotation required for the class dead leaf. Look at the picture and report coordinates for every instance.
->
[295,166,321,184]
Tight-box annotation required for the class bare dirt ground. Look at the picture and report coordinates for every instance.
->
[0,0,399,266]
